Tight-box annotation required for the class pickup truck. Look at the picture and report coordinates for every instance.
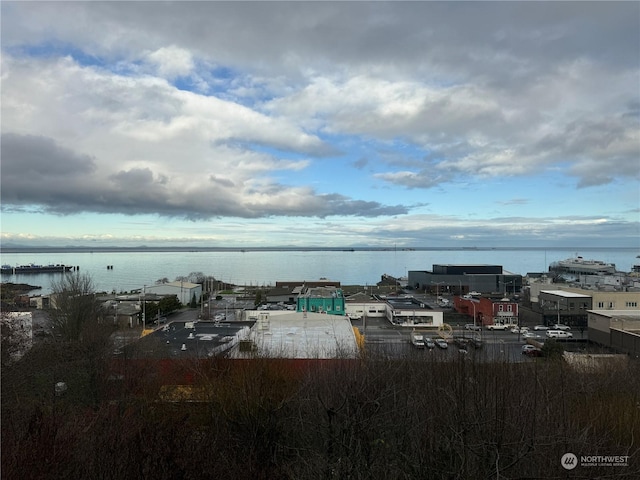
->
[486,323,509,330]
[546,330,573,339]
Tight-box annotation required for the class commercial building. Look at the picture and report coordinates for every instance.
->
[296,286,345,315]
[588,310,640,357]
[538,290,592,329]
[344,291,388,320]
[527,284,639,311]
[384,296,444,327]
[230,311,359,359]
[267,280,342,305]
[454,295,519,327]
[125,320,254,358]
[144,281,202,306]
[408,265,522,296]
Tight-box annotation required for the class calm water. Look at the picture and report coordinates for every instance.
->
[1,248,637,294]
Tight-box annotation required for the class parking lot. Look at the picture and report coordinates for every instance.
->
[152,302,592,361]
[352,315,589,361]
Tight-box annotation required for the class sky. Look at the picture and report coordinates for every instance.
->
[1,1,639,249]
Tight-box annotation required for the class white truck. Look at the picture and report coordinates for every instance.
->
[410,330,426,348]
[546,330,573,339]
[486,323,509,331]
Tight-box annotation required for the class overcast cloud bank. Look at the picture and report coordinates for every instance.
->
[1,2,638,247]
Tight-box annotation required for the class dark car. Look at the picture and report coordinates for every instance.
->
[523,348,543,357]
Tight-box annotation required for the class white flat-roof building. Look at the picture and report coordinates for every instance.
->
[231,311,359,359]
[144,281,202,306]
[384,296,444,327]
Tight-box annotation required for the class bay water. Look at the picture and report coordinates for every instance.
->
[1,247,637,295]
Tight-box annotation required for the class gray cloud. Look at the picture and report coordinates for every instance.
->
[1,133,404,219]
[4,2,637,80]
[1,133,96,177]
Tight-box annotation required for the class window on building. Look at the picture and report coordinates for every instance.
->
[597,302,605,308]
[626,302,638,308]
[608,302,615,308]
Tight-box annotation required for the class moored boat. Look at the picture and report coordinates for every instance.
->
[549,256,616,275]
[1,263,74,274]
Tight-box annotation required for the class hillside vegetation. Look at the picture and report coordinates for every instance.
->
[2,339,639,479]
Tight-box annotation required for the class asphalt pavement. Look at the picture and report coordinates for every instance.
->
[352,315,587,362]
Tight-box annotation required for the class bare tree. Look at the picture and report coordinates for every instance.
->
[175,272,206,284]
[49,272,98,342]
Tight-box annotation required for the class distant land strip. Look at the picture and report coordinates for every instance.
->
[0,245,634,254]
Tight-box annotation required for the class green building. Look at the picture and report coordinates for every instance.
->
[297,286,345,315]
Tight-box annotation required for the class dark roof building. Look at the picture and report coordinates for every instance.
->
[409,264,522,296]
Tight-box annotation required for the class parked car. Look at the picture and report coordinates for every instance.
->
[510,326,529,334]
[546,330,573,339]
[410,331,425,348]
[552,324,571,331]
[522,332,538,339]
[425,338,436,349]
[522,344,538,353]
[435,339,448,349]
[523,348,543,357]
[533,325,549,331]
[465,323,481,331]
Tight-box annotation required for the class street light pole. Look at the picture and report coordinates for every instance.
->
[469,297,482,339]
[431,281,445,302]
[471,299,480,328]
[472,301,476,328]
[142,285,146,331]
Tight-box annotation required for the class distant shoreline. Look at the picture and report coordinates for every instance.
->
[0,245,635,254]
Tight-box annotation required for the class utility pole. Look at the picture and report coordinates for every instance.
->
[142,285,146,331]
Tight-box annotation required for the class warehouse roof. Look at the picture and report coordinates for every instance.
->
[230,311,359,359]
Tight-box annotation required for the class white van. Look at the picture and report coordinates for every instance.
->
[546,330,573,339]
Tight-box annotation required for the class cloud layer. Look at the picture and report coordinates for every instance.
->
[1,2,638,246]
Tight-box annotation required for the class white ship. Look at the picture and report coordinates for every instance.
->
[549,256,616,275]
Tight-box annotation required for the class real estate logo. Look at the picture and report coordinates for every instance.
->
[561,453,578,470]
[561,452,630,469]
